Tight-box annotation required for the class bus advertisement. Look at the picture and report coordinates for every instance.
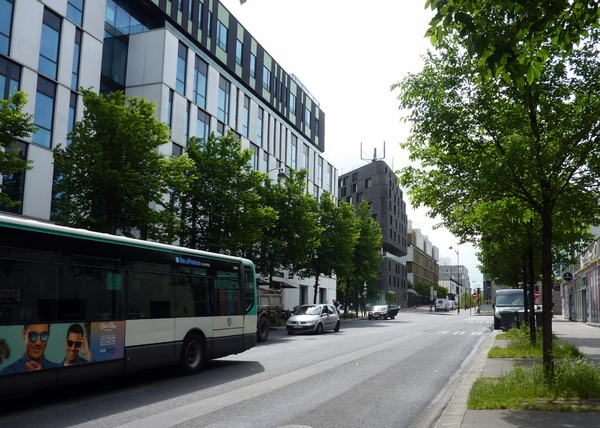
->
[0,215,258,397]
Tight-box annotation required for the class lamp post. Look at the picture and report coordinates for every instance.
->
[267,167,288,180]
[449,246,460,315]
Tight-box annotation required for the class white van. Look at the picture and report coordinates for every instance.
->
[493,289,525,329]
[435,298,449,312]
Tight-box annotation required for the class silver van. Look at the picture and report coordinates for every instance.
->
[493,289,525,329]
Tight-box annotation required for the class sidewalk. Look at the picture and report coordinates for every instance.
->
[436,317,600,428]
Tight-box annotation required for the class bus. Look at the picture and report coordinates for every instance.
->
[0,215,258,397]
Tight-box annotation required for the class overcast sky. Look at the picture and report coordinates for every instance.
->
[222,0,484,288]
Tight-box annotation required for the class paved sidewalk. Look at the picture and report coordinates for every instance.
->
[435,317,600,428]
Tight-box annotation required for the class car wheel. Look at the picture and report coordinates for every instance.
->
[494,317,501,329]
[178,332,205,375]
[315,323,324,334]
[333,321,340,332]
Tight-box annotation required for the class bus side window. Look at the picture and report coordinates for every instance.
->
[127,263,173,319]
[0,247,56,323]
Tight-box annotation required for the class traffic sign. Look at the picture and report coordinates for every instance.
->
[534,291,540,298]
[563,272,573,281]
[472,293,477,298]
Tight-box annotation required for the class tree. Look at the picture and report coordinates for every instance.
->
[0,91,36,208]
[425,0,600,85]
[393,28,600,377]
[253,169,320,283]
[295,194,359,304]
[174,132,275,255]
[53,90,175,241]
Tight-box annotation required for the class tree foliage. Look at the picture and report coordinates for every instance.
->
[426,0,600,85]
[53,90,175,241]
[394,27,600,373]
[174,132,275,255]
[0,91,36,208]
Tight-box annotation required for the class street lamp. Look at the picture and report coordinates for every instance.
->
[267,167,288,180]
[449,246,460,315]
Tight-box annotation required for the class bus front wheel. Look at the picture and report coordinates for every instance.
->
[257,315,270,342]
[179,333,205,375]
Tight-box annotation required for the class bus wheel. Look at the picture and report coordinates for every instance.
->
[257,315,270,342]
[179,333,205,375]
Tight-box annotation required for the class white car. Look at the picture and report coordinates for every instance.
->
[435,299,449,312]
[286,304,341,334]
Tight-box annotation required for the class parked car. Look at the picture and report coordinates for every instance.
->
[286,304,341,334]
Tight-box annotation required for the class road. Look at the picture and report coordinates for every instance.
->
[1,311,492,428]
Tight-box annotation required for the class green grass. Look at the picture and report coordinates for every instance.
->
[469,325,600,411]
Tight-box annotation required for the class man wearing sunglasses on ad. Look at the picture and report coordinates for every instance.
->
[63,323,93,366]
[0,323,60,374]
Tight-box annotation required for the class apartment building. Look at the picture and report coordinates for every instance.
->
[337,160,409,306]
[0,0,338,306]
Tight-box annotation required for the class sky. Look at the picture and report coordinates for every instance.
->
[222,0,484,288]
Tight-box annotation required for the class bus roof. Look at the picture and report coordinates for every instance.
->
[0,214,253,265]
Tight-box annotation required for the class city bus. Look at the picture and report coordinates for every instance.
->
[0,214,258,397]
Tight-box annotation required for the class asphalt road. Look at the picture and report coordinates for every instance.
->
[1,311,493,428]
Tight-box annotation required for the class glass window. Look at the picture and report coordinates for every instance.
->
[235,39,243,65]
[216,20,228,51]
[197,1,203,29]
[257,108,263,147]
[187,0,193,20]
[167,89,173,129]
[318,157,323,187]
[39,9,61,80]
[194,56,207,109]
[66,0,84,27]
[176,42,187,95]
[185,101,190,143]
[249,53,256,78]
[304,107,311,129]
[0,56,20,100]
[289,92,296,114]
[127,263,172,319]
[290,135,297,170]
[0,0,14,55]
[215,121,225,137]
[262,153,268,173]
[303,144,309,169]
[196,109,209,141]
[33,77,56,148]
[67,91,77,144]
[71,29,82,90]
[242,95,249,138]
[217,76,230,124]
[250,144,258,170]
[262,66,271,91]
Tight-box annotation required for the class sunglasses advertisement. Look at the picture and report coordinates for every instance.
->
[0,321,125,375]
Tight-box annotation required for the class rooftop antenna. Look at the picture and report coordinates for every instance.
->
[360,141,386,162]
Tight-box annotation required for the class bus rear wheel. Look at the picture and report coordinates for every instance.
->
[179,333,205,375]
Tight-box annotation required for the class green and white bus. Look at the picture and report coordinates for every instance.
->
[0,215,258,397]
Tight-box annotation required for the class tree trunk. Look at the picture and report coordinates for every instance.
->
[541,202,554,379]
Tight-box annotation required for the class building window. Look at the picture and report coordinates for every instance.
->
[215,121,225,137]
[67,91,77,144]
[318,157,323,187]
[39,9,61,80]
[167,89,173,129]
[185,101,190,143]
[0,56,20,100]
[289,92,296,114]
[365,178,372,188]
[263,153,269,173]
[0,0,14,55]
[242,95,249,138]
[194,56,207,109]
[262,66,271,91]
[176,42,187,95]
[250,144,259,170]
[290,135,297,170]
[71,29,82,90]
[302,145,309,170]
[357,192,363,203]
[187,0,193,20]
[351,183,357,193]
[257,107,263,147]
[33,76,56,148]
[66,0,84,27]
[250,53,256,78]
[235,39,243,65]
[304,107,311,129]
[217,75,230,124]
[197,1,203,28]
[216,20,228,51]
[196,109,210,141]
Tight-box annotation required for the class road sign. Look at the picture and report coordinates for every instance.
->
[563,272,573,281]
[534,291,540,298]
[472,293,477,298]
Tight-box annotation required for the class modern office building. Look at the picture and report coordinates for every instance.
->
[403,221,439,290]
[438,259,470,304]
[0,0,338,307]
[337,160,409,307]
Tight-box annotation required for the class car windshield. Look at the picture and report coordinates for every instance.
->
[373,305,387,312]
[294,305,321,315]
[496,294,524,307]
